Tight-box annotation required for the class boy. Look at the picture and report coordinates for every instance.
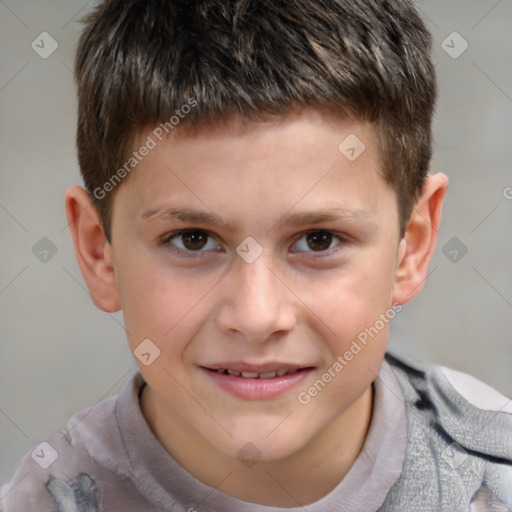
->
[1,0,511,510]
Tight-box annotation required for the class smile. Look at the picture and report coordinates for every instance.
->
[212,368,299,378]
[200,365,314,400]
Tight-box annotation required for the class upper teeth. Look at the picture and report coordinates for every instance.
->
[217,368,298,378]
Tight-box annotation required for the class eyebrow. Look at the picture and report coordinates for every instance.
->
[140,206,373,231]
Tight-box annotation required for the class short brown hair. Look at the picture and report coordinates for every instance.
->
[75,0,437,242]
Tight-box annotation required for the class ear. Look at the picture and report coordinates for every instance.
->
[392,173,449,305]
[65,185,121,313]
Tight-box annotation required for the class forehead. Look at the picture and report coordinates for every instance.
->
[118,109,396,230]
[130,108,382,179]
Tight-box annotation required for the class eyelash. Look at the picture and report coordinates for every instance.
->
[159,229,347,258]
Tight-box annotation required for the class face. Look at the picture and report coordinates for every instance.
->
[108,109,403,461]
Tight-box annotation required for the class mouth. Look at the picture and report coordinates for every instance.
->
[206,367,303,379]
[200,363,314,400]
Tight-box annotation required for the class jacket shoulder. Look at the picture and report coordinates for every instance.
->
[384,350,512,462]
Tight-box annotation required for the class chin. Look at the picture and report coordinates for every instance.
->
[210,418,314,464]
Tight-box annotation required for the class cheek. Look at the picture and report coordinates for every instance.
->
[301,260,395,342]
[299,277,392,413]
[117,259,219,352]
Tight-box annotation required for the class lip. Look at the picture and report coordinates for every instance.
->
[200,365,314,400]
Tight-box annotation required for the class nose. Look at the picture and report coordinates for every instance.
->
[215,256,296,343]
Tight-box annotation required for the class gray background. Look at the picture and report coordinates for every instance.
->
[1,0,511,482]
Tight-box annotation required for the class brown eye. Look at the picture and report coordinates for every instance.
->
[292,230,344,254]
[164,229,219,253]
[180,231,208,250]
[306,231,333,251]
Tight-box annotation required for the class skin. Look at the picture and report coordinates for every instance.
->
[65,108,448,507]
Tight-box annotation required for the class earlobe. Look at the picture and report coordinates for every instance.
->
[65,185,121,313]
[392,173,449,305]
